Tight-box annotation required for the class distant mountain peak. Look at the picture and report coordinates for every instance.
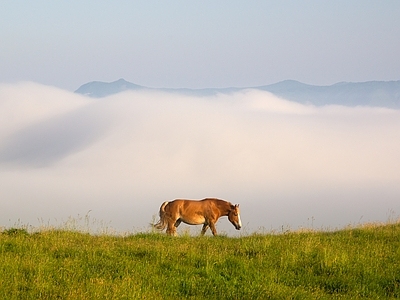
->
[74,78,143,98]
[114,78,130,85]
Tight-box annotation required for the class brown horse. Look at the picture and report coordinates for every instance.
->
[154,198,242,236]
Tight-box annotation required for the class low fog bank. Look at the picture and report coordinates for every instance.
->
[1,82,400,234]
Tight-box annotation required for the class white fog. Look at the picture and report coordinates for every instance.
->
[1,82,399,235]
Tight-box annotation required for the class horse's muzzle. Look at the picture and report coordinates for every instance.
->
[235,224,241,230]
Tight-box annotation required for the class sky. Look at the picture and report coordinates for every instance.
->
[1,1,400,91]
[1,2,400,235]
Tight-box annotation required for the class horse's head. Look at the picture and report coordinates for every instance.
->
[228,204,242,230]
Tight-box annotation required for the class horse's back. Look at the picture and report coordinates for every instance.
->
[169,198,224,210]
[168,198,208,211]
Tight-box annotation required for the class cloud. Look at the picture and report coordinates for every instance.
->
[1,83,400,234]
[0,105,111,167]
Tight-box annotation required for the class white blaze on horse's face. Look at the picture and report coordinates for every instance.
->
[229,204,242,230]
[237,211,242,229]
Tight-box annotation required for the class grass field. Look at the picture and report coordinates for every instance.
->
[1,222,400,299]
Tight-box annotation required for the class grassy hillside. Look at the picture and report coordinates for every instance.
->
[1,223,400,299]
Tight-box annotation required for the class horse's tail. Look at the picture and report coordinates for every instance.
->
[153,201,169,230]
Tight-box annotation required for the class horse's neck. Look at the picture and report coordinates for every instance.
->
[215,200,231,216]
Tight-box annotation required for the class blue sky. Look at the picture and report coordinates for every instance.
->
[1,1,400,90]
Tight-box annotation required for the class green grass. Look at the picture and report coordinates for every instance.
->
[1,223,400,299]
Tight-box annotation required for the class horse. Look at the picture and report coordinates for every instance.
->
[153,198,242,236]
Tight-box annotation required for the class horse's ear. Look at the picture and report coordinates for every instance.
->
[236,204,239,208]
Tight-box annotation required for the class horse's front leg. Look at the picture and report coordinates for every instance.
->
[209,222,217,236]
[201,224,209,235]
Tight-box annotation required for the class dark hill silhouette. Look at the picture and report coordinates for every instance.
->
[74,78,143,97]
[75,78,400,108]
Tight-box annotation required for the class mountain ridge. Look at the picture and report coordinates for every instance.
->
[75,78,400,108]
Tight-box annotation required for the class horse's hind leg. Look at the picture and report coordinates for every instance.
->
[166,225,177,236]
[174,219,182,228]
[166,219,177,236]
[201,224,209,235]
